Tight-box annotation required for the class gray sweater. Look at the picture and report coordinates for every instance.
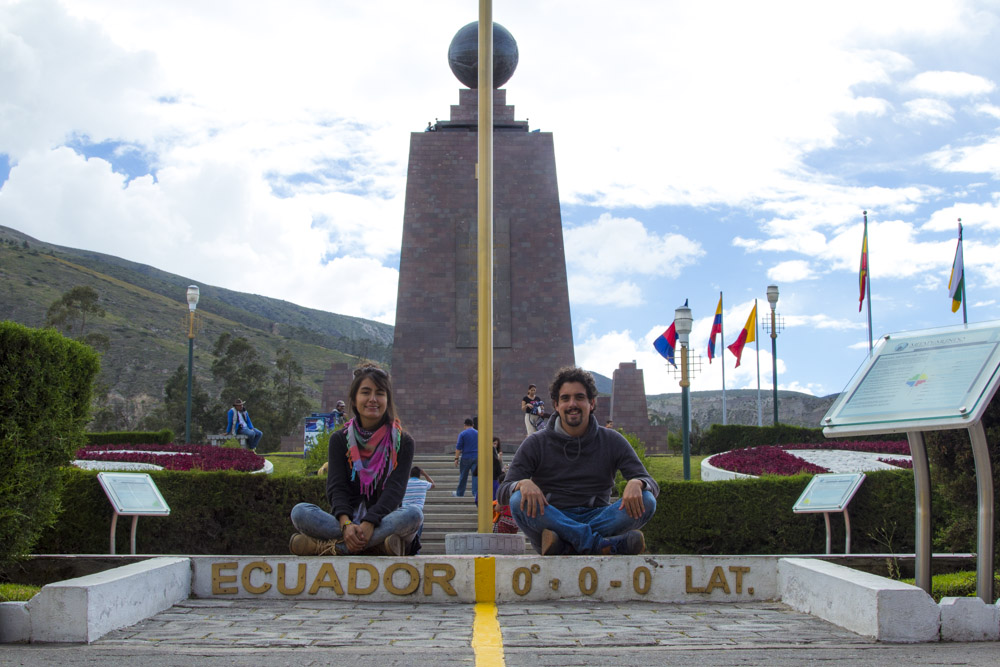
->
[496,413,659,509]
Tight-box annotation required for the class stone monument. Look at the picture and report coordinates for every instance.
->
[391,23,575,451]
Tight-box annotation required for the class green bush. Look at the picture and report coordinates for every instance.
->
[697,423,900,455]
[697,423,827,454]
[37,467,916,557]
[36,468,327,555]
[0,322,100,568]
[645,470,916,555]
[901,571,1000,603]
[304,424,338,475]
[85,429,174,446]
[925,391,1000,567]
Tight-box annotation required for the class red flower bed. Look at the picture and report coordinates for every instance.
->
[709,446,829,476]
[781,440,909,455]
[878,457,914,469]
[76,443,265,472]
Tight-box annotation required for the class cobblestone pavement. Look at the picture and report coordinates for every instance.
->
[2,599,998,666]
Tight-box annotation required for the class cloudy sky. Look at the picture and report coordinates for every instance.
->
[2,0,999,403]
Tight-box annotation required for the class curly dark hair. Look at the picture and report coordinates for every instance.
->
[549,366,598,403]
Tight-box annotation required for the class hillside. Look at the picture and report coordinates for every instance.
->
[647,389,838,430]
[0,225,393,424]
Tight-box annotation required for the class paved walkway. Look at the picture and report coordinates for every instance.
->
[3,599,998,666]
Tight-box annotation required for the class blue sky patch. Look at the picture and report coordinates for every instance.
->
[67,136,156,183]
[0,154,10,188]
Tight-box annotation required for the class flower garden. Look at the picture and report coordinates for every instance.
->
[708,440,911,476]
[74,443,268,473]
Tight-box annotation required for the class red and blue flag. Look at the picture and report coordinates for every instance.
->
[653,322,678,367]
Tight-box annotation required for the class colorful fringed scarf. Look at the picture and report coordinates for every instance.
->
[344,418,401,497]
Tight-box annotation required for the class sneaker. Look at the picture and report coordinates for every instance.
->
[379,534,406,556]
[289,532,342,556]
[452,491,460,497]
[599,530,645,555]
[540,529,564,556]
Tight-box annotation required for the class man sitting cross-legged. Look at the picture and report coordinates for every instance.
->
[496,366,658,556]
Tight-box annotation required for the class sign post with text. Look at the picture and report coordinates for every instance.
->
[821,321,1000,602]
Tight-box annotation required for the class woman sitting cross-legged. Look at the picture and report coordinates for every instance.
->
[289,364,421,556]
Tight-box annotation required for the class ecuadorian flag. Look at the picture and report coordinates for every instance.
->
[707,295,723,362]
[949,226,964,313]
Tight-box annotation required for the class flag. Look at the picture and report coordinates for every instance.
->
[858,220,868,312]
[653,322,677,367]
[707,295,723,362]
[727,304,757,368]
[949,224,964,313]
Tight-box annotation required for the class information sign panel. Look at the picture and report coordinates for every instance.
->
[97,472,170,516]
[793,473,865,513]
[822,321,1000,435]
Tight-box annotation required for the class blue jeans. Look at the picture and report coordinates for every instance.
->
[290,502,422,555]
[236,426,263,450]
[510,490,657,555]
[455,457,477,496]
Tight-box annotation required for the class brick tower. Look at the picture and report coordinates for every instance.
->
[390,86,575,451]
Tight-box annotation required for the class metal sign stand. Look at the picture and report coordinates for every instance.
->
[793,473,866,555]
[821,321,1000,603]
[97,472,171,555]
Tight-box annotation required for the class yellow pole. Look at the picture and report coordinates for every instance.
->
[476,0,494,533]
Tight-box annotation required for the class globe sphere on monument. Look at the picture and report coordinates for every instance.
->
[447,21,519,89]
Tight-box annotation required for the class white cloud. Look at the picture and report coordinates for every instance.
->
[564,213,703,307]
[768,260,816,283]
[900,98,955,124]
[905,71,996,97]
[926,135,1000,173]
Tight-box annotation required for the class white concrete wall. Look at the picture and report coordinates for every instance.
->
[700,455,755,482]
[0,602,31,643]
[939,597,1000,642]
[778,557,940,642]
[25,557,190,643]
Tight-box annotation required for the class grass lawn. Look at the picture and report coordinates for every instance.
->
[0,583,40,602]
[265,454,306,477]
[647,455,706,482]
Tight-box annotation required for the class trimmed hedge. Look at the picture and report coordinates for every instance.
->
[36,469,327,555]
[85,430,174,446]
[36,468,917,556]
[698,423,901,455]
[0,322,100,568]
[648,470,916,555]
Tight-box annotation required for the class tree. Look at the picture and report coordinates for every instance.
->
[211,333,275,449]
[45,286,106,337]
[272,347,311,442]
[142,366,218,442]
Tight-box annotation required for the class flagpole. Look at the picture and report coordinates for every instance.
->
[720,291,727,426]
[864,211,873,355]
[755,298,762,427]
[960,220,968,325]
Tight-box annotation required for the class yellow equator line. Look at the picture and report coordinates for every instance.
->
[473,557,505,667]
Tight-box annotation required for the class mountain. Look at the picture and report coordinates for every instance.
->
[0,225,393,424]
[647,389,838,430]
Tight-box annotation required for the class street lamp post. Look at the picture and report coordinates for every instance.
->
[766,284,779,426]
[185,285,200,444]
[674,303,693,481]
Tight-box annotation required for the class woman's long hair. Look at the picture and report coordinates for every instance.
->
[347,363,402,430]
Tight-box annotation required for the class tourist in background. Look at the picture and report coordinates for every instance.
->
[453,417,478,497]
[225,399,262,450]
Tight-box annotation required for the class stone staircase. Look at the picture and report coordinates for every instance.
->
[411,452,527,555]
